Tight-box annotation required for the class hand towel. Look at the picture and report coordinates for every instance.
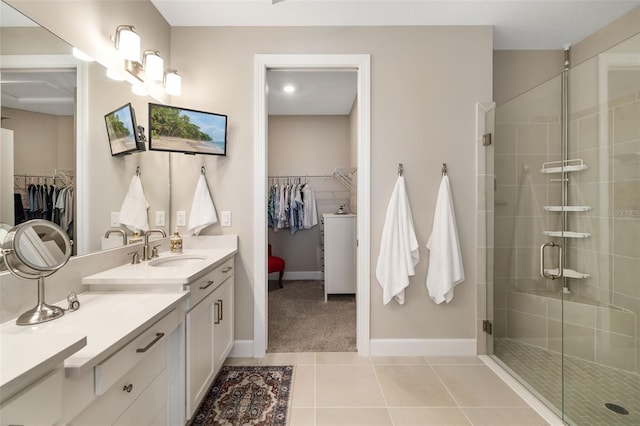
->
[188,174,218,235]
[119,174,149,233]
[375,175,420,305]
[425,175,464,304]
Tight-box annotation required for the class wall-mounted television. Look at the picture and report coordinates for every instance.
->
[148,103,227,156]
[104,103,145,156]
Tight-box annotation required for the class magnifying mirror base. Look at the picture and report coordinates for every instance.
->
[16,303,65,326]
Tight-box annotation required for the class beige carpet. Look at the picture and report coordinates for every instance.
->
[267,280,356,353]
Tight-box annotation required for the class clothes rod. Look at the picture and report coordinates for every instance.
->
[268,174,333,178]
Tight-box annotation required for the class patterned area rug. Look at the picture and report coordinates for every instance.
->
[190,365,294,426]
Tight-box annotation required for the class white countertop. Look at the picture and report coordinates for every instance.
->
[1,291,188,387]
[0,332,86,402]
[82,248,237,287]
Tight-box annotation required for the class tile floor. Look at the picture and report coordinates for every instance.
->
[225,352,550,425]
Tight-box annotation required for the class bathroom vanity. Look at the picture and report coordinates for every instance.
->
[0,235,238,425]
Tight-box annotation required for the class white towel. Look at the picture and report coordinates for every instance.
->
[119,174,150,233]
[375,176,420,305]
[188,174,218,235]
[425,175,465,304]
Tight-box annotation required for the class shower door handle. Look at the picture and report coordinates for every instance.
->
[540,242,563,280]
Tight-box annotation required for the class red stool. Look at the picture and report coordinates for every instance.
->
[268,244,285,288]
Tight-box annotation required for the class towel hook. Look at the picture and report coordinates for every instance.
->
[398,163,404,176]
[201,166,206,176]
[136,166,141,176]
[441,163,447,176]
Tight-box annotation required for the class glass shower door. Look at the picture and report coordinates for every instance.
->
[490,73,565,418]
[561,33,640,425]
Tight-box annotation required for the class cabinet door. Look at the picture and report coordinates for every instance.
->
[186,291,215,418]
[213,277,234,373]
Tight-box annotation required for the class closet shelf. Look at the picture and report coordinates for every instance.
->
[540,159,587,174]
[544,206,591,212]
[544,268,589,279]
[543,231,591,238]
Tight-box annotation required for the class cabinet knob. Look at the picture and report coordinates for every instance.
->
[123,384,133,393]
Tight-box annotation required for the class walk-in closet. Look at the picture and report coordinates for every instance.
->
[266,69,358,352]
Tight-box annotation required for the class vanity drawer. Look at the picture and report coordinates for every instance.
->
[114,368,167,426]
[187,258,234,310]
[95,308,178,395]
[71,338,166,426]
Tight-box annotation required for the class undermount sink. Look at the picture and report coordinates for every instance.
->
[148,255,208,268]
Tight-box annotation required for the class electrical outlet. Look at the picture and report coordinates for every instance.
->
[221,211,231,227]
[155,211,166,226]
[110,212,120,227]
[176,210,186,227]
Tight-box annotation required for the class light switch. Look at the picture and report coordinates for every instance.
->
[155,211,166,226]
[110,212,120,227]
[176,210,186,227]
[221,211,231,227]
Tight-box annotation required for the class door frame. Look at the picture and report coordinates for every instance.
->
[253,54,371,357]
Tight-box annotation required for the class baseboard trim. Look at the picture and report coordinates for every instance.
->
[370,338,477,356]
[268,271,323,281]
[232,338,476,358]
[229,340,254,358]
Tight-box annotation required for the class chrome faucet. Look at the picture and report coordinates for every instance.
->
[104,228,127,246]
[143,229,167,260]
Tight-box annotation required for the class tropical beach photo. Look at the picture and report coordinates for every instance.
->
[105,105,137,155]
[149,104,227,155]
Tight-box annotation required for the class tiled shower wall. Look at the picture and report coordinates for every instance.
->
[489,33,640,374]
[567,34,640,373]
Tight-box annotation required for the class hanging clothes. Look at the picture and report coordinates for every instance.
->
[267,178,318,233]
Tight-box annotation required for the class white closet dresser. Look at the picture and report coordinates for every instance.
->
[321,213,357,302]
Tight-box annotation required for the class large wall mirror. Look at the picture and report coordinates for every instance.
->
[0,1,170,263]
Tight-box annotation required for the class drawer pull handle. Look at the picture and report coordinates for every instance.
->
[136,332,164,353]
[214,301,221,325]
[221,266,232,273]
[218,299,223,322]
[123,384,133,393]
[200,280,215,290]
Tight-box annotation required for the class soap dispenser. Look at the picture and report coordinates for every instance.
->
[170,228,183,253]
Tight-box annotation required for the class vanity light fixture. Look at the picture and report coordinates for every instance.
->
[143,50,164,82]
[115,25,140,62]
[164,69,182,96]
[72,47,94,62]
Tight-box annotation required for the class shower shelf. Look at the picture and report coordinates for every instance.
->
[544,206,592,212]
[544,268,589,279]
[543,231,591,238]
[540,159,587,174]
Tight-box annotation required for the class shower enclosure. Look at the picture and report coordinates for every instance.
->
[486,33,640,424]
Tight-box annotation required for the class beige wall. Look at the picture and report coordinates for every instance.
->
[267,114,351,273]
[170,26,493,341]
[1,107,74,175]
[493,50,564,105]
[0,27,70,54]
[493,6,640,106]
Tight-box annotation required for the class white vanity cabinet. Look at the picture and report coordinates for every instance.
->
[0,368,64,426]
[64,308,182,426]
[186,257,234,419]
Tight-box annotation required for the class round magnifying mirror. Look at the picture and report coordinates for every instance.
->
[1,220,72,325]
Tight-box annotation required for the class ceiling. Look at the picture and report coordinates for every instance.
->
[3,1,639,116]
[151,0,640,50]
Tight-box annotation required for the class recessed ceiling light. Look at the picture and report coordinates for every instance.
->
[283,85,295,93]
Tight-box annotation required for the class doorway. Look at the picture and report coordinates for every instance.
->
[253,54,371,358]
